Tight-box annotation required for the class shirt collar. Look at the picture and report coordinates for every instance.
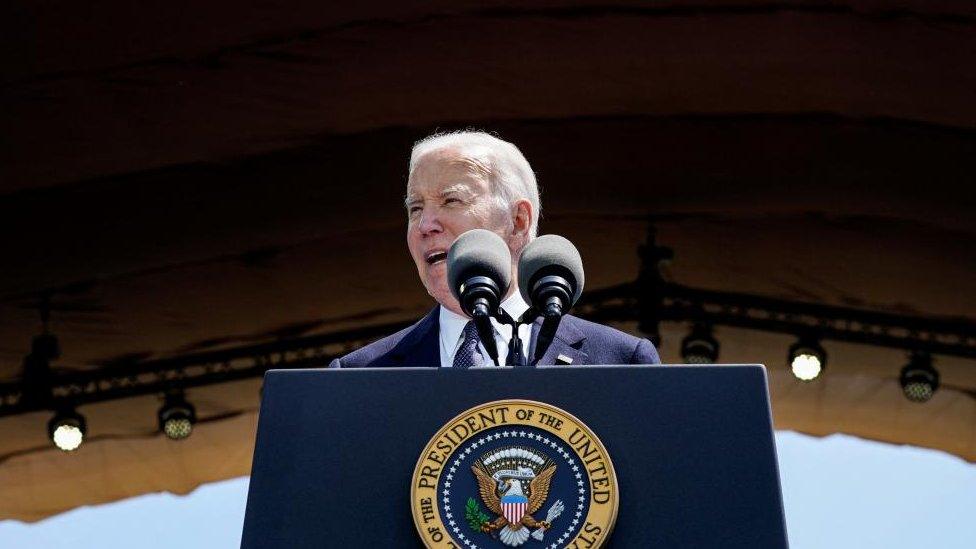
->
[439,304,470,356]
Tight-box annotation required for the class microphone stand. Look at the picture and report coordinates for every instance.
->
[514,307,562,366]
[485,296,569,367]
[468,294,502,367]
[490,306,563,367]
[493,308,527,367]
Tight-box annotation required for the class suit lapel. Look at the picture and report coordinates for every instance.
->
[387,307,440,367]
[529,315,588,366]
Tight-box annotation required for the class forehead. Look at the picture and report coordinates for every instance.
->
[406,146,493,196]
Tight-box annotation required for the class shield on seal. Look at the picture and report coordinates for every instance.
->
[501,493,528,525]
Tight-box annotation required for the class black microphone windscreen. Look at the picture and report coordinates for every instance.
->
[447,229,513,303]
[518,234,585,306]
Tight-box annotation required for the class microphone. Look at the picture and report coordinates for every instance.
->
[517,234,584,363]
[518,234,584,318]
[447,229,513,366]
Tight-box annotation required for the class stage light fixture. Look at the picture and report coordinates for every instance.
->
[158,391,196,440]
[900,352,939,403]
[788,338,826,381]
[48,408,86,452]
[681,324,720,364]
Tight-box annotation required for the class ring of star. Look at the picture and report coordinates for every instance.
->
[411,399,619,548]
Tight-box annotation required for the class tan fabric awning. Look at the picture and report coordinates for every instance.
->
[2,0,974,523]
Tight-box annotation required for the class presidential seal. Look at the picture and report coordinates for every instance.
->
[411,400,618,549]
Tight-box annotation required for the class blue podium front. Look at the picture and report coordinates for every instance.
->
[242,366,788,548]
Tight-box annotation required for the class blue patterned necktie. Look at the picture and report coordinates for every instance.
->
[453,321,486,369]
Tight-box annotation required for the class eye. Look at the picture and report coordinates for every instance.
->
[407,205,422,215]
[443,197,461,206]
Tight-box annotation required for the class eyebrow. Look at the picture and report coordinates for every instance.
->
[439,183,472,197]
[403,184,475,208]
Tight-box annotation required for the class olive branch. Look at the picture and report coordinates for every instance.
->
[464,497,491,531]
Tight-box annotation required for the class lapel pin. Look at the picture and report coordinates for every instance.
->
[556,354,574,365]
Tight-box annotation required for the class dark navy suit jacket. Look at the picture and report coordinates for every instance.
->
[328,307,661,368]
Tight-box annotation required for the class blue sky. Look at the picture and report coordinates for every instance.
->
[1,431,974,548]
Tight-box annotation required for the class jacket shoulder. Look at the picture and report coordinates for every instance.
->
[564,315,661,365]
[329,310,438,368]
[328,324,412,368]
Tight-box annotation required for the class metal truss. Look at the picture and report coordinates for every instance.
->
[577,282,976,356]
[0,321,410,417]
[3,227,974,418]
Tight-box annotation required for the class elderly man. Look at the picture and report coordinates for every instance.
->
[329,131,660,368]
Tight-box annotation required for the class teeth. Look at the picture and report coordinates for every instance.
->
[426,251,447,264]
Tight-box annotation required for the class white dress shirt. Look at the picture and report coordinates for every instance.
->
[438,293,532,367]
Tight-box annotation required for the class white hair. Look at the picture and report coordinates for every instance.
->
[409,130,541,237]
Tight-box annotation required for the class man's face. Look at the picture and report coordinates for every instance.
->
[406,147,518,315]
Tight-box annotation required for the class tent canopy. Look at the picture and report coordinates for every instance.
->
[1,0,974,522]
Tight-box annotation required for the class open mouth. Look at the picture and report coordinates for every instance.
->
[425,251,447,265]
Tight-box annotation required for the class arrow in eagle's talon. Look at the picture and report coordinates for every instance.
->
[531,499,566,541]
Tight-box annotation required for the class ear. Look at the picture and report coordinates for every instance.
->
[511,198,533,239]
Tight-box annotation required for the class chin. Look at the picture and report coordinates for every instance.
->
[427,287,461,314]
[430,288,453,307]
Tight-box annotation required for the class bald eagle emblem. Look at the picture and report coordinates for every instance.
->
[468,446,566,547]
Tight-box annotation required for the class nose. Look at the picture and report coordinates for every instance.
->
[417,209,443,237]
